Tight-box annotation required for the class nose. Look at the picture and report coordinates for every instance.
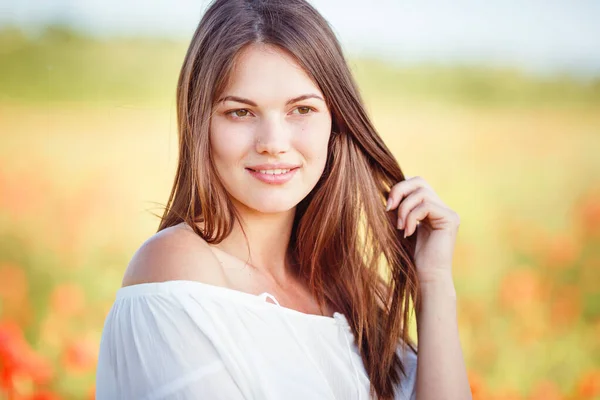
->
[255,114,291,155]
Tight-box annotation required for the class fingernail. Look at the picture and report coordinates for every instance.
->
[385,197,392,211]
[397,218,403,229]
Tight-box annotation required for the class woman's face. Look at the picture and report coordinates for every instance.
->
[210,43,332,215]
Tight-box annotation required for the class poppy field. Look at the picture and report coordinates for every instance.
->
[0,27,599,399]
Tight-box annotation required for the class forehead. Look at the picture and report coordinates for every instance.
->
[221,43,323,100]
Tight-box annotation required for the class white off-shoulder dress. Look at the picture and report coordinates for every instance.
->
[95,280,417,400]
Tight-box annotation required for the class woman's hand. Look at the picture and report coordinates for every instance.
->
[386,177,471,399]
[385,176,460,284]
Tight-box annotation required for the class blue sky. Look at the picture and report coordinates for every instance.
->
[1,0,600,77]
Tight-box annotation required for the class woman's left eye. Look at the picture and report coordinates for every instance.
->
[292,106,314,115]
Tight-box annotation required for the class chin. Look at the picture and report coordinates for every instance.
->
[228,184,313,215]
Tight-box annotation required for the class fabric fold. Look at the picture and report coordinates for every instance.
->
[95,280,417,400]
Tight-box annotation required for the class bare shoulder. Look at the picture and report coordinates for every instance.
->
[121,222,227,288]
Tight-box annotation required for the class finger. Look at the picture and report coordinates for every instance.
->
[404,202,431,238]
[386,176,435,211]
[404,201,451,238]
[396,187,428,229]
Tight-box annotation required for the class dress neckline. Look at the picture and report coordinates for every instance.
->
[116,279,348,325]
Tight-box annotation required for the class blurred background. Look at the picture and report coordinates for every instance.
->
[0,0,599,399]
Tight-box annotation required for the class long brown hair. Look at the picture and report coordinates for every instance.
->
[158,0,420,398]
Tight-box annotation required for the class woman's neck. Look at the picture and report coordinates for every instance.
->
[207,205,297,286]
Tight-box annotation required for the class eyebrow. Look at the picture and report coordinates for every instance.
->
[217,94,325,107]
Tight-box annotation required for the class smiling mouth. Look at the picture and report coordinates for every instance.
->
[245,167,300,184]
[245,167,300,174]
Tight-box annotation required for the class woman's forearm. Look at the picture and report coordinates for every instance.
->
[415,271,472,400]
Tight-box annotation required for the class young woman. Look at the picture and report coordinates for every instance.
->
[95,0,471,399]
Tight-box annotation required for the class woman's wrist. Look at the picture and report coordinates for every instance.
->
[416,268,458,322]
[417,268,457,298]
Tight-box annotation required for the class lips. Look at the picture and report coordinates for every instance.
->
[246,167,299,184]
[246,163,301,171]
[245,167,299,172]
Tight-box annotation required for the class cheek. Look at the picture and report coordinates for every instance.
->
[210,120,253,166]
[296,117,331,166]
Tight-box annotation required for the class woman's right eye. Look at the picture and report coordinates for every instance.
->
[226,109,251,118]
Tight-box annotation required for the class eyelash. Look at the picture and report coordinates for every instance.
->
[225,106,316,119]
